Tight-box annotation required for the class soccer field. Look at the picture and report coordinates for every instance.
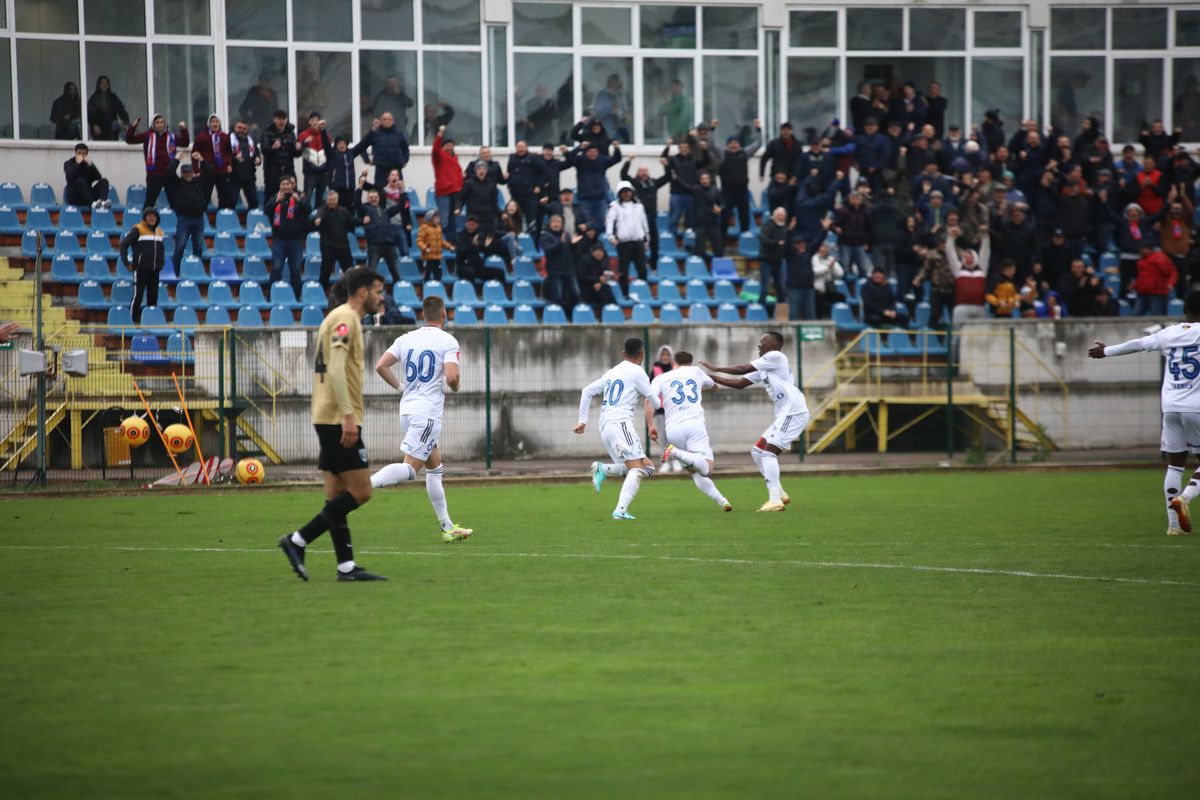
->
[1,470,1197,799]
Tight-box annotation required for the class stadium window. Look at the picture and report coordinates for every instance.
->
[360,0,415,42]
[1049,56,1105,136]
[788,10,837,50]
[84,42,149,141]
[423,50,482,144]
[581,6,632,47]
[641,5,696,50]
[227,47,289,138]
[1180,11,1200,47]
[151,43,215,133]
[514,52,574,146]
[84,0,145,36]
[422,0,480,46]
[225,0,286,41]
[1050,8,1105,52]
[846,8,901,52]
[1112,8,1167,51]
[1175,59,1200,141]
[701,6,757,51]
[0,40,12,139]
[1113,59,1164,143]
[17,38,81,140]
[360,51,419,141]
[909,8,965,52]
[847,55,964,131]
[513,2,572,48]
[702,56,758,139]
[971,58,1023,134]
[643,57,694,143]
[153,0,211,36]
[295,51,353,139]
[293,0,353,43]
[14,0,77,34]
[487,26,510,146]
[786,58,838,141]
[973,11,1022,49]
[582,57,634,144]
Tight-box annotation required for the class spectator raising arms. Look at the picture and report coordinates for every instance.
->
[127,114,190,209]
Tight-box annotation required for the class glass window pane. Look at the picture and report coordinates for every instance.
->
[85,0,144,36]
[18,40,80,140]
[296,52,352,139]
[1179,11,1200,47]
[514,53,573,146]
[847,56,964,133]
[1174,59,1200,141]
[789,10,837,49]
[702,6,757,50]
[910,9,964,51]
[972,58,1022,137]
[294,0,352,42]
[786,58,837,144]
[974,11,1021,49]
[154,0,210,35]
[702,57,756,144]
[513,2,571,47]
[1050,8,1104,51]
[360,51,418,141]
[641,5,696,49]
[15,0,77,33]
[85,43,147,141]
[488,27,509,146]
[847,8,901,51]
[226,0,285,40]
[0,41,13,138]
[1113,8,1166,50]
[1114,60,1162,143]
[582,7,631,46]
[424,51,482,144]
[1050,56,1105,137]
[423,0,479,45]
[228,48,288,138]
[644,58,693,142]
[152,44,215,133]
[582,57,633,143]
[361,0,414,41]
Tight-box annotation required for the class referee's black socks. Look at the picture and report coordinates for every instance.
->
[296,492,361,544]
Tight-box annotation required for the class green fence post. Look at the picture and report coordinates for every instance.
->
[217,331,227,459]
[484,327,493,470]
[945,322,954,459]
[1009,325,1017,464]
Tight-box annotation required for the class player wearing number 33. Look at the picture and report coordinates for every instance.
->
[575,337,656,520]
[370,295,473,542]
[1089,290,1200,536]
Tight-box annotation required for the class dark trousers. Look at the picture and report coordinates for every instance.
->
[319,247,352,293]
[305,172,331,208]
[513,192,539,232]
[422,259,442,282]
[271,238,305,299]
[372,164,403,188]
[144,174,168,208]
[647,219,660,263]
[201,170,233,209]
[173,215,204,266]
[693,224,724,260]
[615,241,647,289]
[66,176,110,207]
[545,273,581,310]
[231,176,259,210]
[131,268,160,323]
[367,241,399,284]
[929,290,955,329]
[759,259,785,302]
[722,190,750,233]
[579,198,608,230]
[264,164,293,197]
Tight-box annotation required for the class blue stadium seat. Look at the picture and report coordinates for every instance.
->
[685,256,714,283]
[682,229,696,251]
[571,303,597,324]
[86,230,115,258]
[78,280,108,309]
[453,306,478,326]
[1169,298,1185,317]
[90,206,120,234]
[517,232,538,256]
[301,256,322,283]
[58,205,86,232]
[156,208,177,235]
[422,281,449,304]
[513,304,539,325]
[21,230,49,258]
[0,205,22,235]
[657,280,683,306]
[245,209,269,231]
[741,278,762,301]
[744,303,768,322]
[204,306,231,326]
[711,257,738,281]
[831,302,864,332]
[601,304,625,324]
[25,207,56,234]
[349,236,366,263]
[397,257,421,283]
[207,281,238,309]
[244,232,271,260]
[139,306,169,333]
[305,232,322,259]
[270,281,300,309]
[393,281,420,307]
[659,236,683,260]
[157,255,178,284]
[512,280,544,308]
[130,334,166,363]
[173,307,199,327]
[300,281,327,307]
[112,259,132,282]
[178,255,209,283]
[30,183,58,211]
[407,188,425,216]
[655,211,669,234]
[737,232,760,259]
[655,257,683,282]
[82,255,113,283]
[174,280,204,308]
[628,280,657,307]
[213,232,241,259]
[918,330,947,356]
[483,304,509,326]
[684,279,713,306]
[658,304,684,324]
[887,331,919,356]
[713,280,743,306]
[210,256,239,283]
[51,255,80,283]
[236,306,264,327]
[0,182,27,211]
[242,256,269,283]
[859,330,893,357]
[165,332,194,364]
[107,306,138,334]
[216,209,242,233]
[513,257,541,283]
[631,304,655,324]
[54,231,83,259]
[125,185,146,210]
[607,280,632,307]
[269,305,295,326]
[453,279,479,305]
[542,304,568,325]
[111,280,133,307]
[688,303,713,323]
[482,280,511,308]
[300,305,325,326]
[105,184,123,212]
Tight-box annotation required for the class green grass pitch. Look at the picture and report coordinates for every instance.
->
[1,470,1198,799]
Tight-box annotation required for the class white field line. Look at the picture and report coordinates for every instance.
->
[0,544,1196,588]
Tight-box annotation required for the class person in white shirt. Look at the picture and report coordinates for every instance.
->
[1089,291,1200,535]
[369,295,473,542]
[645,351,732,511]
[575,337,657,520]
[606,180,650,284]
[702,331,809,512]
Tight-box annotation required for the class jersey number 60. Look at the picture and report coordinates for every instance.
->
[405,349,437,383]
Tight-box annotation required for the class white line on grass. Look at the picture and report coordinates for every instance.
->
[0,544,1196,588]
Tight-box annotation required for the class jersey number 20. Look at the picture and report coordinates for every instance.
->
[405,350,437,383]
[603,379,624,406]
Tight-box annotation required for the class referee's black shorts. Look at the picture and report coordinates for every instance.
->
[314,424,369,474]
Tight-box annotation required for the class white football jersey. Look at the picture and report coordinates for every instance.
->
[1104,322,1200,413]
[579,360,654,428]
[747,350,808,417]
[385,325,461,419]
[649,366,714,427]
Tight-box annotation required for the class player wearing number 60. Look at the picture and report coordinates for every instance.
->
[370,295,473,543]
[1089,290,1200,536]
[575,337,657,520]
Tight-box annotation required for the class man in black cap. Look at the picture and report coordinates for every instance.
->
[166,161,208,268]
[760,122,802,182]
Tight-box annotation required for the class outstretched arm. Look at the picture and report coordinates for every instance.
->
[699,360,756,375]
[1089,334,1160,359]
[707,373,753,390]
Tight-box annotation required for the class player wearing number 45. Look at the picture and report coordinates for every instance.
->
[1089,290,1200,536]
[370,295,473,543]
[703,331,809,512]
[645,351,732,512]
[575,337,657,520]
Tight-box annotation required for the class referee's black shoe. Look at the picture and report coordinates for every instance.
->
[278,534,309,582]
[337,565,387,582]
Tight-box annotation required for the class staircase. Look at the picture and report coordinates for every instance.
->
[0,401,67,472]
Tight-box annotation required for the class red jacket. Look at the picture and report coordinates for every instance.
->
[194,129,233,174]
[1133,250,1177,296]
[126,118,190,177]
[1136,170,1165,216]
[431,132,463,197]
[955,270,987,306]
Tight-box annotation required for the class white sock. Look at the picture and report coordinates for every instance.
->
[616,466,653,513]
[337,560,356,573]
[692,473,726,506]
[1166,465,1184,527]
[750,446,764,474]
[290,531,306,548]
[602,463,628,478]
[671,448,710,476]
[426,465,453,531]
[760,450,782,502]
[372,462,417,488]
[1182,469,1200,503]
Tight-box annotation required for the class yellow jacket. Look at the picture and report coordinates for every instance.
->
[417,221,445,260]
[986,280,1019,317]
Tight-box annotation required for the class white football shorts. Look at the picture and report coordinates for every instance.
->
[665,418,713,461]
[600,420,646,464]
[1161,411,1200,454]
[400,414,441,462]
[760,410,809,450]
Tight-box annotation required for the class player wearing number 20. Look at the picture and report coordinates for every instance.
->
[370,295,473,542]
[1089,290,1200,536]
[575,337,656,520]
